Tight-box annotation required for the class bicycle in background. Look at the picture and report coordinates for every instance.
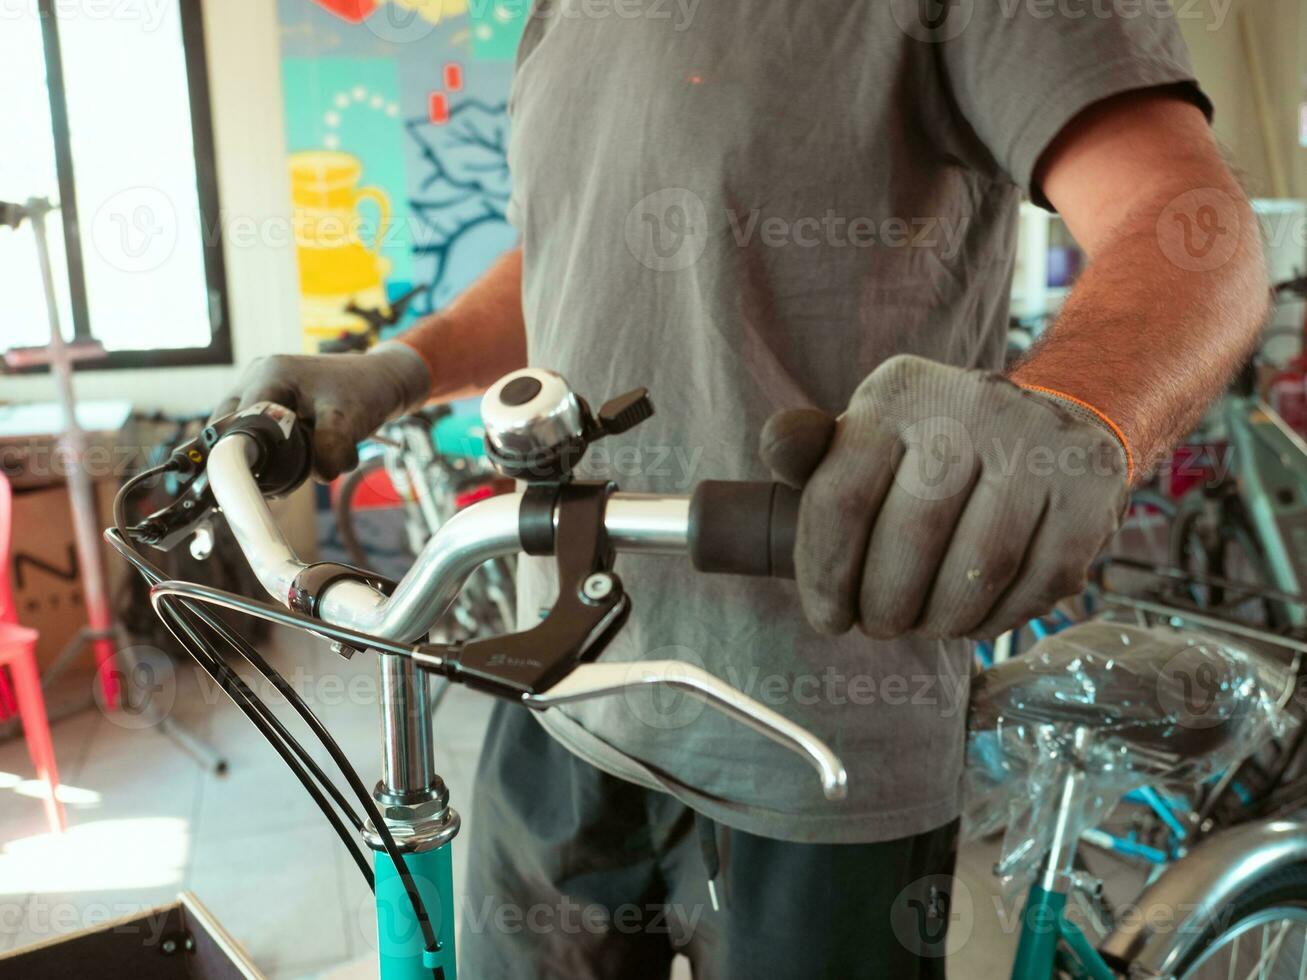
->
[1168,276,1307,630]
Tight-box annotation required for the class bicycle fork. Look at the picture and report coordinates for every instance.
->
[368,654,460,980]
[1010,728,1115,980]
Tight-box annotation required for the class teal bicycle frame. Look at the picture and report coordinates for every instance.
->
[375,845,458,980]
[1001,728,1118,980]
[1012,886,1116,980]
[994,712,1307,980]
[367,655,462,980]
[1222,392,1307,625]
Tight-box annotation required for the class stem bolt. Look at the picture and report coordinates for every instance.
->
[581,573,614,603]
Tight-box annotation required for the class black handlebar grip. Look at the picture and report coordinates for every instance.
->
[688,481,800,579]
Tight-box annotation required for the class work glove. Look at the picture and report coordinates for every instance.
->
[211,342,432,481]
[760,355,1130,639]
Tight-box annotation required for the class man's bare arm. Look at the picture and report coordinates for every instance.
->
[398,247,528,402]
[1011,91,1269,479]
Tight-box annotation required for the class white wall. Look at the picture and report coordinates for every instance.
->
[1181,0,1307,198]
[7,0,300,415]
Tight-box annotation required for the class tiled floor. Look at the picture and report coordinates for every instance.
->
[0,631,1128,979]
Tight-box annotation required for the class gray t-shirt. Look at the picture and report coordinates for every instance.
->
[505,0,1208,843]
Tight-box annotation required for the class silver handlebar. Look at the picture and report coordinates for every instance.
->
[206,432,849,801]
[210,435,693,640]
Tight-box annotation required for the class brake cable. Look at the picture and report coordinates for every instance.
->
[112,391,661,968]
[112,462,444,962]
[107,527,373,885]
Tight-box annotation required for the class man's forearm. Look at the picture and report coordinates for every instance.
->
[1011,182,1268,480]
[397,247,527,401]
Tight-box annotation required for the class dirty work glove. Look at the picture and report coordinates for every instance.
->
[759,355,1130,639]
[211,342,431,481]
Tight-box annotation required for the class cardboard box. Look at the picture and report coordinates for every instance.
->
[8,478,124,706]
[0,892,265,979]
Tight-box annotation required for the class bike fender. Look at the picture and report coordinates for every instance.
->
[1098,820,1307,978]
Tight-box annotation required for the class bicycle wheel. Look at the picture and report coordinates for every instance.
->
[1171,864,1307,979]
[335,455,411,570]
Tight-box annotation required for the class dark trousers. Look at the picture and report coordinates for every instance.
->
[461,703,958,979]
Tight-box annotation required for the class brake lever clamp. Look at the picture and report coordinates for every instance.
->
[437,481,631,699]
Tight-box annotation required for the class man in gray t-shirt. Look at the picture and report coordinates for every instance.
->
[223,1,1269,975]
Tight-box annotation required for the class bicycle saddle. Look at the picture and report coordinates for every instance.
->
[968,621,1285,773]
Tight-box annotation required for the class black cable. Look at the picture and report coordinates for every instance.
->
[107,530,374,886]
[114,538,369,839]
[157,595,377,888]
[108,500,443,956]
[111,476,369,836]
[132,557,446,957]
[114,460,176,544]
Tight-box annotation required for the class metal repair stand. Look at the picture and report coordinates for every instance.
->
[2,197,226,774]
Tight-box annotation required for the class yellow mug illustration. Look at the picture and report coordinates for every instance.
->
[289,150,393,345]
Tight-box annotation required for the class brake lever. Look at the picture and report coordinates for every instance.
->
[524,661,849,801]
[131,402,312,551]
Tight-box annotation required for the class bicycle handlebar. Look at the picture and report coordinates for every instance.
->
[210,435,801,641]
[203,426,844,800]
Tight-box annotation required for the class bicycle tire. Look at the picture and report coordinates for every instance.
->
[1129,488,1177,519]
[1170,863,1307,979]
[335,455,394,569]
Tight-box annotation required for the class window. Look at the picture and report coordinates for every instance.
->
[1,0,229,370]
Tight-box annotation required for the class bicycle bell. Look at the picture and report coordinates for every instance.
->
[481,368,654,482]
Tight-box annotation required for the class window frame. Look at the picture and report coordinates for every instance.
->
[15,0,231,373]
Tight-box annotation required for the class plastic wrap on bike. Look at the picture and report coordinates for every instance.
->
[961,620,1293,889]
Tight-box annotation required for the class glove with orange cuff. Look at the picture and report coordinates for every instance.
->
[760,355,1131,639]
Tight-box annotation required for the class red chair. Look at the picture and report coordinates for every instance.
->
[0,472,66,833]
